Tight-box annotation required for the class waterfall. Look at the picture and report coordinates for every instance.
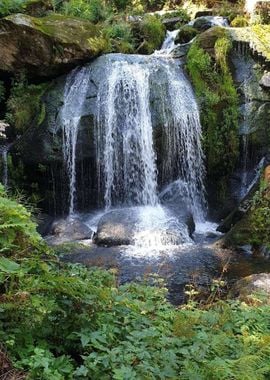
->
[96,60,158,209]
[1,145,9,188]
[160,60,206,221]
[96,55,206,221]
[60,66,89,216]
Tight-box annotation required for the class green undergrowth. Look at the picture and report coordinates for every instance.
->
[0,187,270,379]
[0,185,44,257]
[6,75,49,133]
[186,28,239,205]
[249,182,270,247]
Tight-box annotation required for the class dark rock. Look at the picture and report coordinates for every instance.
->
[0,13,101,78]
[94,208,138,246]
[194,10,213,18]
[47,218,93,245]
[231,273,270,304]
[36,213,54,236]
[162,17,184,31]
[259,72,270,89]
[189,16,228,32]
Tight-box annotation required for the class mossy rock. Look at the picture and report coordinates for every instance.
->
[0,13,103,77]
[175,26,198,44]
[196,26,229,58]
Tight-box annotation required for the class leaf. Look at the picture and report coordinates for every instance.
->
[0,256,20,273]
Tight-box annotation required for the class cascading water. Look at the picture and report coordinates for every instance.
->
[96,60,158,209]
[159,60,206,221]
[60,66,90,216]
[94,52,206,252]
[1,145,9,188]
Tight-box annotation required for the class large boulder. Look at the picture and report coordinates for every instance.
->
[94,208,138,246]
[189,16,228,32]
[0,13,102,77]
[94,205,194,247]
[231,273,270,304]
[47,218,93,245]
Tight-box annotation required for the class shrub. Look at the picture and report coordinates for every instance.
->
[0,184,43,257]
[103,21,135,53]
[138,15,166,54]
[249,181,270,247]
[231,15,249,27]
[61,0,108,23]
[0,0,25,17]
[111,0,132,11]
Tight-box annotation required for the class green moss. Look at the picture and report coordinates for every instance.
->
[186,29,239,203]
[175,25,198,44]
[6,76,49,133]
[132,14,165,54]
[225,182,270,249]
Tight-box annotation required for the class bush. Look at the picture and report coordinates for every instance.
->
[61,0,108,23]
[138,15,166,54]
[0,0,25,17]
[103,21,135,53]
[0,185,42,257]
[231,15,249,27]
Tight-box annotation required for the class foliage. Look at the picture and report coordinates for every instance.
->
[0,253,270,379]
[61,0,109,23]
[0,192,270,379]
[134,14,166,54]
[161,8,190,26]
[231,15,249,27]
[0,184,43,257]
[102,21,135,53]
[0,0,26,17]
[186,29,239,204]
[5,74,48,133]
[249,181,270,247]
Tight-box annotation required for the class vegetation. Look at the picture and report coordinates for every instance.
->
[0,0,26,17]
[0,188,270,378]
[249,181,270,248]
[231,15,249,27]
[5,75,49,133]
[135,15,166,54]
[187,28,239,204]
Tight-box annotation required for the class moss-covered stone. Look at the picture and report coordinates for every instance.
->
[175,25,198,44]
[224,183,270,249]
[0,13,102,77]
[186,27,239,212]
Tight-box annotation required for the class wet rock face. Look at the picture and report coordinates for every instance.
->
[0,14,100,78]
[259,72,270,89]
[231,273,270,304]
[230,52,270,200]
